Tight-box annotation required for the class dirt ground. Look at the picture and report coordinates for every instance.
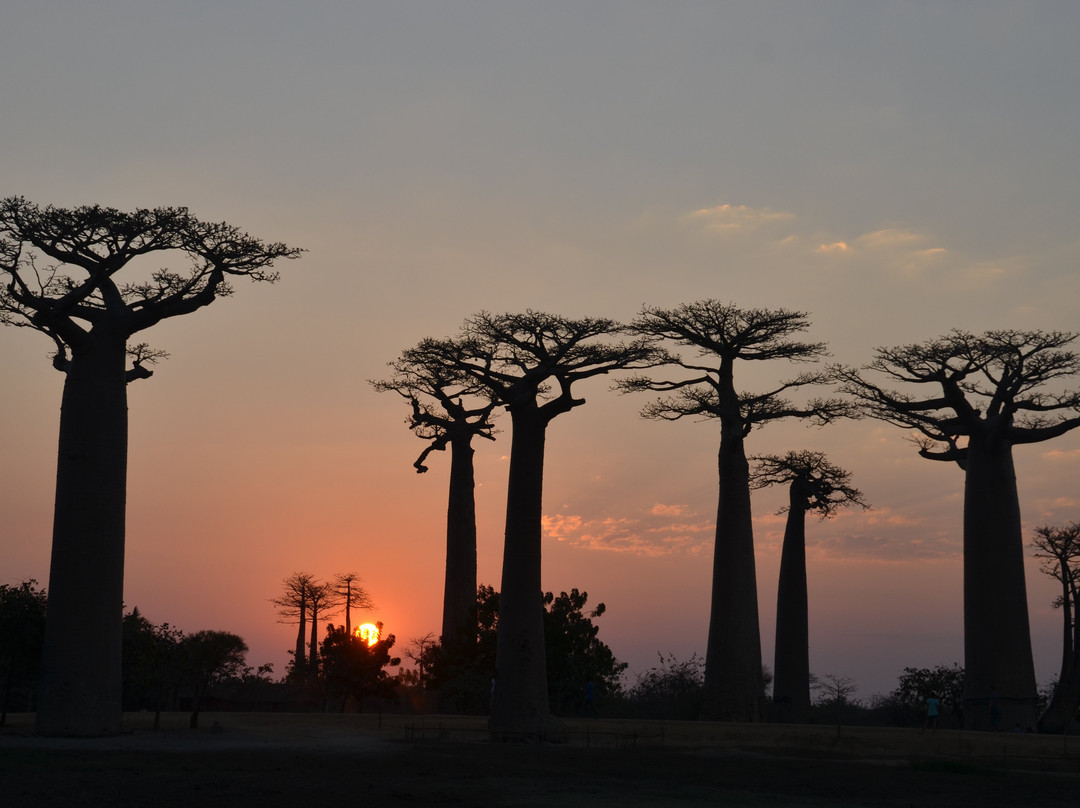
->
[3,712,1080,807]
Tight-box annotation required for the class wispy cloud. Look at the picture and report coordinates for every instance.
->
[688,203,795,232]
[542,503,713,557]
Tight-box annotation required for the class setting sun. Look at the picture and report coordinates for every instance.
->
[355,623,379,646]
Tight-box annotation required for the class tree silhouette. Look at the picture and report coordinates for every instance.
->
[415,311,657,738]
[372,347,497,663]
[749,451,866,723]
[329,572,374,639]
[0,579,47,724]
[1030,521,1080,733]
[179,630,248,729]
[836,329,1080,730]
[0,198,300,736]
[270,572,317,675]
[319,623,400,711]
[622,301,849,721]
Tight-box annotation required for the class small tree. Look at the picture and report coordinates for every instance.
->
[543,589,627,716]
[1030,521,1080,733]
[893,663,965,727]
[319,623,400,712]
[623,653,706,720]
[749,451,867,723]
[0,198,300,736]
[179,630,248,729]
[0,579,48,724]
[121,607,183,728]
[813,673,858,738]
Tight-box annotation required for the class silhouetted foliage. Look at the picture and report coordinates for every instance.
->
[328,572,374,639]
[0,579,47,723]
[0,198,300,736]
[622,652,706,720]
[623,301,850,721]
[543,589,627,715]
[892,663,965,727]
[121,607,183,726]
[813,673,859,738]
[836,329,1080,730]
[1030,521,1080,732]
[319,623,400,712]
[179,630,249,729]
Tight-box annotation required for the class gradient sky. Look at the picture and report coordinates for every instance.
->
[2,2,1078,700]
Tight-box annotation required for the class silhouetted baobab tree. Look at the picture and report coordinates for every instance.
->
[372,348,497,663]
[420,311,658,739]
[748,451,867,724]
[271,572,317,674]
[836,329,1080,730]
[622,301,850,721]
[330,572,375,639]
[1030,521,1080,733]
[0,198,300,736]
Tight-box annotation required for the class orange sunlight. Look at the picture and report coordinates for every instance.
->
[355,623,380,646]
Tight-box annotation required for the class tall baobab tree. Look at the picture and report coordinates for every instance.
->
[270,572,317,674]
[1029,521,1080,733]
[418,311,658,739]
[836,329,1080,730]
[622,301,850,721]
[330,572,375,639]
[306,580,334,674]
[0,198,300,736]
[748,451,867,723]
[372,348,496,663]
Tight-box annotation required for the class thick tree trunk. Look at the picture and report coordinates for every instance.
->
[703,424,764,721]
[772,486,810,723]
[37,334,129,737]
[962,432,1037,731]
[489,408,559,739]
[442,434,479,662]
[309,609,319,673]
[1038,580,1078,733]
[294,603,307,670]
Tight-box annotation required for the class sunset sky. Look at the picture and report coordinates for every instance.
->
[2,2,1079,700]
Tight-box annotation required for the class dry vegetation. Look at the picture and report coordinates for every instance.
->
[4,712,1080,807]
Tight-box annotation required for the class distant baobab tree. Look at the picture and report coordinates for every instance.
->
[836,329,1080,730]
[1029,521,1080,733]
[0,197,301,736]
[330,572,375,639]
[271,572,317,674]
[371,346,497,663]
[621,301,851,721]
[748,450,867,723]
[417,311,658,739]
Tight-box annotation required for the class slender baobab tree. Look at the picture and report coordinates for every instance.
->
[1030,521,1080,733]
[372,349,496,662]
[836,329,1080,730]
[270,572,317,674]
[0,198,300,736]
[622,301,850,721]
[330,572,375,639]
[748,451,867,723]
[417,311,658,739]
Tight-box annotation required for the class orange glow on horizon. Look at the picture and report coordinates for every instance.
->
[355,623,380,646]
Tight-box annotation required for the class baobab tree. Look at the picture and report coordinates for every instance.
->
[748,451,867,723]
[0,198,300,736]
[330,572,375,639]
[622,301,850,721]
[372,347,497,662]
[417,311,658,739]
[1030,521,1080,733]
[836,329,1080,730]
[271,572,317,674]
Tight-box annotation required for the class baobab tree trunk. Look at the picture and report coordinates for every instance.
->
[1038,564,1079,732]
[963,432,1037,731]
[294,603,307,671]
[37,335,129,737]
[703,424,765,721]
[442,433,479,662]
[489,408,559,740]
[772,483,811,724]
